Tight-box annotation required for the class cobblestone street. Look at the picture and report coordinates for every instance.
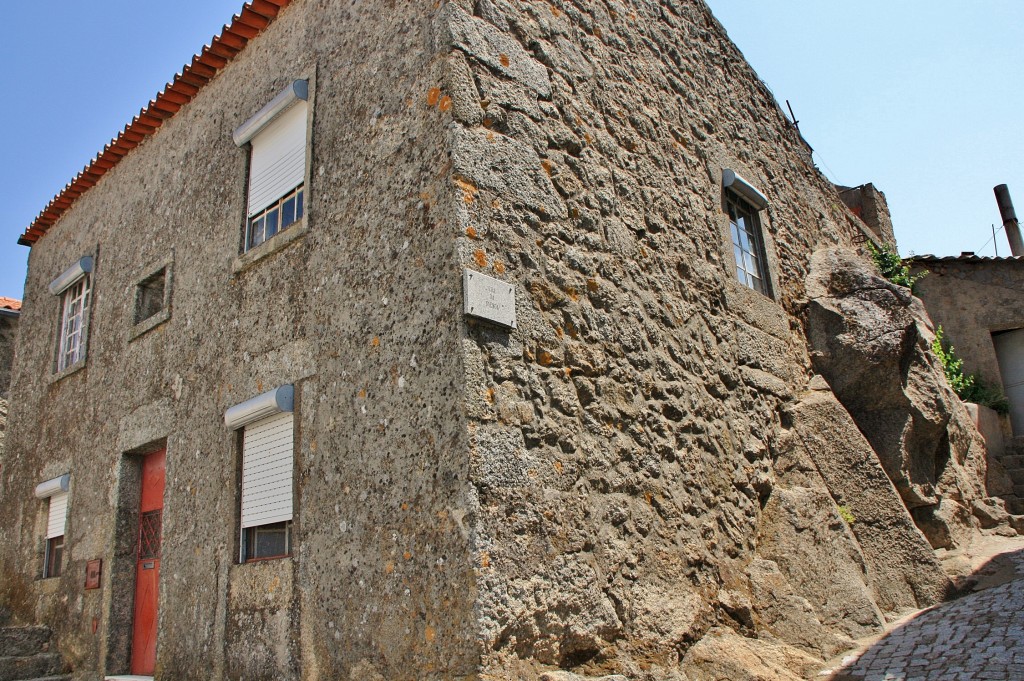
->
[825,539,1024,681]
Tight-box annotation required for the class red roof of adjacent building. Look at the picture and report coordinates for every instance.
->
[0,298,22,312]
[18,0,294,248]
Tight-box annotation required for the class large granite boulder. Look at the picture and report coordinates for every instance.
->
[805,247,989,548]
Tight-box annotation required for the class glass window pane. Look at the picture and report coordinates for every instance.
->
[282,196,296,227]
[296,189,304,220]
[249,216,264,248]
[266,209,279,239]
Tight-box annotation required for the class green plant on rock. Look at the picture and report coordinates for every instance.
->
[866,241,926,291]
[931,326,1010,415]
[836,505,855,525]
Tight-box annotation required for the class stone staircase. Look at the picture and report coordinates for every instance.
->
[0,626,70,681]
[997,436,1024,515]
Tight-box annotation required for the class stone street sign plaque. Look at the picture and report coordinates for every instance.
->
[463,268,516,329]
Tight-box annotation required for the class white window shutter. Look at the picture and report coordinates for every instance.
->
[47,492,69,539]
[247,102,307,216]
[241,411,294,528]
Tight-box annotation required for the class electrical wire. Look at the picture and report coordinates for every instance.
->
[976,223,1005,256]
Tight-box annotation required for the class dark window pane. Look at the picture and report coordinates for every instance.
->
[46,536,64,578]
[245,521,291,561]
[282,196,296,227]
[135,269,166,324]
[296,189,304,220]
[266,209,279,239]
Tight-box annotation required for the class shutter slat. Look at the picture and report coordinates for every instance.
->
[247,102,307,216]
[241,412,293,529]
[47,492,69,539]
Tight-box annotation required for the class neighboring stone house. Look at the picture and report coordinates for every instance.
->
[908,253,1024,508]
[909,255,1024,432]
[0,297,20,399]
[0,1,1014,680]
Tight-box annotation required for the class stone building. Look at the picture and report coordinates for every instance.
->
[0,1,1014,680]
[909,254,1024,435]
[0,297,20,399]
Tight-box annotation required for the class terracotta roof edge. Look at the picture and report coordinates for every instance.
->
[17,0,295,247]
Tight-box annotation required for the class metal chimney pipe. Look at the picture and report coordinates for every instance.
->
[994,184,1024,257]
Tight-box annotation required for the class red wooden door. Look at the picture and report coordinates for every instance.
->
[131,449,165,675]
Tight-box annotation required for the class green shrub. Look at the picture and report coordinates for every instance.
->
[836,505,856,525]
[932,326,1010,415]
[867,241,926,291]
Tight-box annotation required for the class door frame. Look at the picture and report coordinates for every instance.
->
[103,441,167,677]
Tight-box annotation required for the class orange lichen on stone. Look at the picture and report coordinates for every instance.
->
[385,562,395,574]
[473,249,488,267]
[466,226,478,239]
[555,326,564,338]
[426,87,441,106]
[541,159,554,176]
[485,387,495,403]
[403,551,412,560]
[371,336,380,347]
[493,261,505,274]
[550,5,562,17]
[499,53,510,67]
[586,278,599,292]
[454,176,478,204]
[566,287,579,301]
[480,551,491,568]
[425,626,436,643]
[358,389,367,399]
[538,350,553,366]
[438,96,452,112]
[553,460,563,474]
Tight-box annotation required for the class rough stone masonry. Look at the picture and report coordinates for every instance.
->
[0,1,1017,680]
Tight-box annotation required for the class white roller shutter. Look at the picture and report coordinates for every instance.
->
[47,491,69,539]
[241,411,294,528]
[247,101,307,217]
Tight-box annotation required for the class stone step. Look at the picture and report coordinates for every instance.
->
[998,454,1024,469]
[0,653,64,681]
[0,627,51,657]
[1006,468,1024,485]
[1004,436,1024,455]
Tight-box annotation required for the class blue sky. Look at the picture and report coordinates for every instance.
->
[1,1,1022,300]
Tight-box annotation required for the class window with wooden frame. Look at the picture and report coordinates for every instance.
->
[35,475,70,579]
[49,257,93,372]
[224,386,295,562]
[723,169,772,297]
[233,80,309,252]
